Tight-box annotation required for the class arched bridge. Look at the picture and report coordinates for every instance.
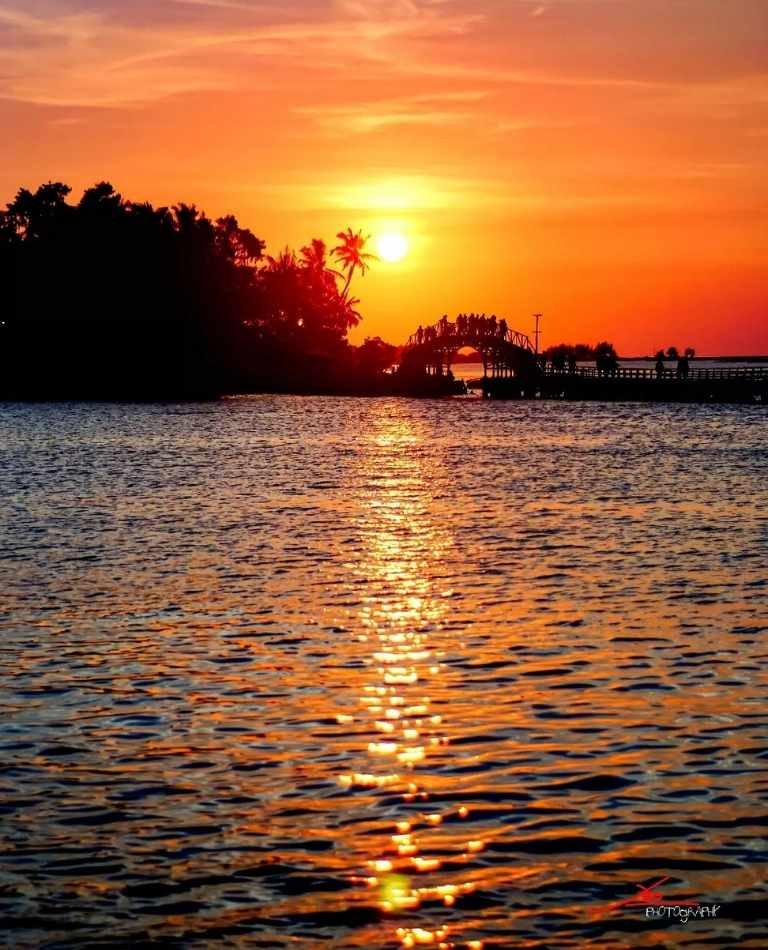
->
[400,314,537,380]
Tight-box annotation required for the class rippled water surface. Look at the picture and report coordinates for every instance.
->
[1,398,767,949]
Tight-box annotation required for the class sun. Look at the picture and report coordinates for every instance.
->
[376,232,409,263]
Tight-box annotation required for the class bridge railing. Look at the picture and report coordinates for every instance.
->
[406,319,534,352]
[543,366,768,381]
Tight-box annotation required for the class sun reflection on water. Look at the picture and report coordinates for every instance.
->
[3,401,766,946]
[336,404,484,950]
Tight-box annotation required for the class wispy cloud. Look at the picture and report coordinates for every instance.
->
[259,173,500,212]
[255,171,659,215]
[297,91,488,133]
[2,0,765,111]
[0,5,103,42]
[0,0,484,107]
[169,0,279,10]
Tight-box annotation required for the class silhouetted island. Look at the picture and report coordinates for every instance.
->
[1,182,765,403]
[0,181,404,399]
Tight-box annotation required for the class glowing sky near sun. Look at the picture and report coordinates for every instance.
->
[1,0,766,352]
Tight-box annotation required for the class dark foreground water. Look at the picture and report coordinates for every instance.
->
[1,398,766,949]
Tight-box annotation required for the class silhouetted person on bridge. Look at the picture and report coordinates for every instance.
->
[655,352,665,378]
[677,355,689,379]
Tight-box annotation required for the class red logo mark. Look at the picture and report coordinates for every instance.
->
[609,876,700,911]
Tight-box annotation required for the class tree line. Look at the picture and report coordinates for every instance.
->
[544,341,619,372]
[544,342,698,374]
[0,181,396,398]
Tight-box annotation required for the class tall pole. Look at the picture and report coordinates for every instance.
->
[533,312,543,356]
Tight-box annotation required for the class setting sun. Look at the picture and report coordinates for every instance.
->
[377,233,409,264]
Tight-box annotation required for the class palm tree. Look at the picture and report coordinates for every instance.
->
[342,295,362,329]
[332,228,376,299]
[300,238,336,275]
[266,247,297,272]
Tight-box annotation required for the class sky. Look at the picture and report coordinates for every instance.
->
[1,0,766,353]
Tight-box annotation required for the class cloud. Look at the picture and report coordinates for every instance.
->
[169,0,279,10]
[259,173,498,211]
[304,109,475,133]
[0,0,765,117]
[297,91,488,133]
[0,0,484,107]
[253,171,658,216]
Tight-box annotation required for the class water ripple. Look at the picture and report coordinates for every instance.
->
[0,398,766,947]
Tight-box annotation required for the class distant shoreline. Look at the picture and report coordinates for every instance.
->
[622,354,768,363]
[452,352,768,364]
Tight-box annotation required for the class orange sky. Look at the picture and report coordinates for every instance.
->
[1,0,766,353]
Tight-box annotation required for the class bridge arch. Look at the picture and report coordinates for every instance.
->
[400,314,538,380]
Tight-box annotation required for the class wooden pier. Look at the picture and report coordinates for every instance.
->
[475,364,767,404]
[397,317,766,404]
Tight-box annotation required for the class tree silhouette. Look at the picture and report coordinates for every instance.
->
[356,336,397,375]
[216,214,265,266]
[545,342,596,363]
[300,238,338,277]
[594,341,619,373]
[332,228,376,299]
[0,180,385,398]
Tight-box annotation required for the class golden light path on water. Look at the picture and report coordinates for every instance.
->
[337,405,487,949]
[3,399,767,947]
